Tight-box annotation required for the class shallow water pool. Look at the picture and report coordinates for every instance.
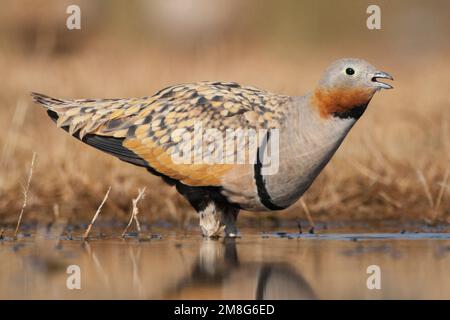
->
[1,229,450,299]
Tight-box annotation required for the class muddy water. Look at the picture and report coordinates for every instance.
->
[1,229,450,299]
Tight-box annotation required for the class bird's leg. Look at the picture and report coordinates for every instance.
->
[221,206,240,238]
[198,203,240,238]
[199,202,225,238]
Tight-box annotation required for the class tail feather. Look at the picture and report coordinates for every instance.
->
[32,92,149,168]
[31,92,129,138]
[31,92,66,109]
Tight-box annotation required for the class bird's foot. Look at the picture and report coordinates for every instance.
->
[199,203,225,238]
[225,231,240,238]
[223,224,240,238]
[221,207,240,238]
[199,203,241,238]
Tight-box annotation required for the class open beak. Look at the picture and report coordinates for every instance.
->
[371,71,394,89]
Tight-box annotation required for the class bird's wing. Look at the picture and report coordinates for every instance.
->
[32,81,291,186]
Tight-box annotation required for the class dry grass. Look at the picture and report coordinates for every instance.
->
[0,35,449,230]
[13,152,36,237]
[82,186,111,241]
[122,188,146,237]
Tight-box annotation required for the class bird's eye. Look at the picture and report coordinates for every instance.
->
[345,67,355,75]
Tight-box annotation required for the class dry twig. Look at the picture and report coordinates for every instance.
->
[14,152,36,239]
[378,191,403,209]
[416,170,434,208]
[435,169,449,210]
[300,198,315,233]
[122,188,146,237]
[82,186,111,241]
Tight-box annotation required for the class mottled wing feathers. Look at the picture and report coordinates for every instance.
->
[46,110,148,167]
[32,82,291,186]
[32,92,152,139]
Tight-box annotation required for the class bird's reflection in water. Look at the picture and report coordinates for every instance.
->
[170,238,316,299]
[254,263,316,300]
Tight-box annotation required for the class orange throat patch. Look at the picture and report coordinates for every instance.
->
[312,87,374,119]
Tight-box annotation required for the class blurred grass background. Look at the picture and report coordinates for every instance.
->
[0,0,449,229]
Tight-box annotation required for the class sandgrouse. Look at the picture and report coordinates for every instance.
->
[32,58,393,237]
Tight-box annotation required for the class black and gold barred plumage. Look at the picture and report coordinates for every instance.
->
[32,81,291,186]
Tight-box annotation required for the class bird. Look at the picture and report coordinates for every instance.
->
[32,58,393,238]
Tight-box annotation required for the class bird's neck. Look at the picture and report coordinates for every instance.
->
[264,97,356,208]
[286,95,357,146]
[311,86,374,120]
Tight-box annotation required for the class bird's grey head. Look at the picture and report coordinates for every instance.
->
[319,58,393,91]
[312,58,393,119]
